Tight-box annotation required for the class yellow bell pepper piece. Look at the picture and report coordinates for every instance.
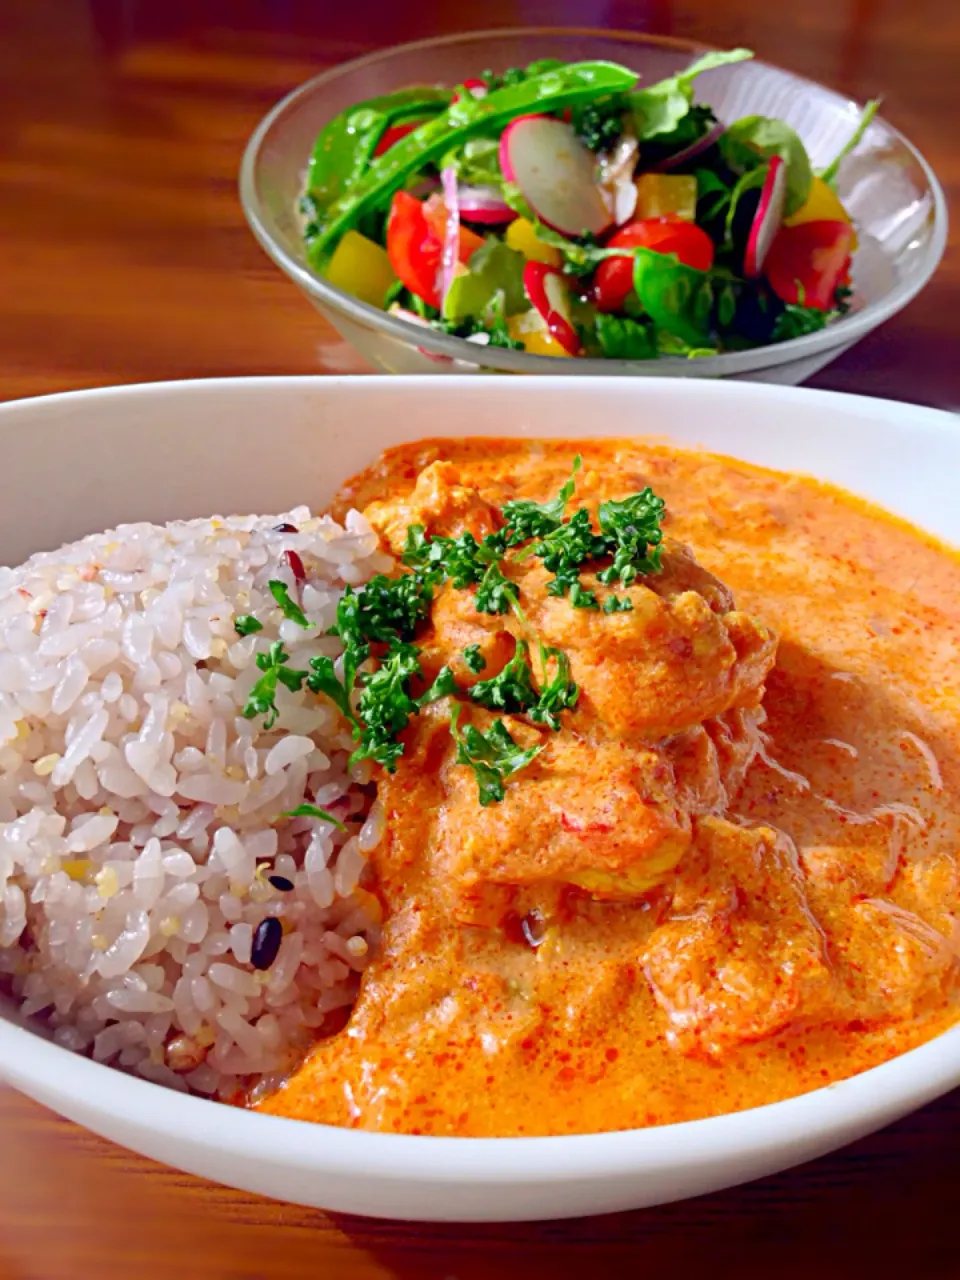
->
[505,217,563,267]
[634,173,698,221]
[507,311,572,358]
[325,230,397,309]
[784,177,858,250]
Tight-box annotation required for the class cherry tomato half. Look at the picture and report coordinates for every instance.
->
[764,220,855,311]
[373,120,427,158]
[386,191,486,309]
[593,216,716,314]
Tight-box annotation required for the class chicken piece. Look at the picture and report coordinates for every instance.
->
[641,817,831,1056]
[363,460,499,556]
[417,539,776,744]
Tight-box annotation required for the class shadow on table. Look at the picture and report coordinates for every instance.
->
[331,1085,960,1279]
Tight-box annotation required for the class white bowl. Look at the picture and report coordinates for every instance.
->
[1,375,959,1222]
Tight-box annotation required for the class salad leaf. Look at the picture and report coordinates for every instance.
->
[441,239,527,321]
[440,135,503,188]
[572,97,627,151]
[819,98,881,188]
[633,248,715,346]
[594,312,657,361]
[657,331,720,358]
[719,116,813,215]
[449,705,543,806]
[307,61,639,269]
[629,48,753,141]
[771,302,839,342]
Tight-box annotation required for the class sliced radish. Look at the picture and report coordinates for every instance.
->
[453,78,488,102]
[744,155,788,278]
[387,305,455,364]
[651,121,725,172]
[523,262,581,355]
[458,182,516,225]
[500,115,612,239]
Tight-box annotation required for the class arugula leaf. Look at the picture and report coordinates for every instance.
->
[502,455,582,544]
[234,615,263,637]
[475,561,519,615]
[463,644,486,674]
[719,117,813,215]
[629,48,753,141]
[243,641,308,729]
[594,313,657,361]
[529,643,579,731]
[283,803,346,831]
[268,580,310,629]
[820,98,881,189]
[596,488,667,585]
[449,705,543,806]
[469,639,538,714]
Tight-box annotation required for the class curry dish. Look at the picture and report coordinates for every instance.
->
[256,437,960,1136]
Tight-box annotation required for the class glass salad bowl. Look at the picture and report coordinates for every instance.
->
[239,28,947,384]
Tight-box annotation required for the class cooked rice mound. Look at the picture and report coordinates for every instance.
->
[0,506,388,1097]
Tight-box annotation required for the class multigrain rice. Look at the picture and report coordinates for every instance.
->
[0,505,390,1098]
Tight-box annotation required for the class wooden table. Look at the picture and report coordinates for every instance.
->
[1,2,959,1276]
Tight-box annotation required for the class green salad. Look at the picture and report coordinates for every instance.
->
[300,50,877,360]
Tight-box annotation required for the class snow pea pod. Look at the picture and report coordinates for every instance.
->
[632,248,715,347]
[307,87,453,210]
[307,60,639,270]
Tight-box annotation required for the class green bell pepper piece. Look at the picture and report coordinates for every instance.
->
[307,87,453,211]
[632,248,715,347]
[306,60,639,270]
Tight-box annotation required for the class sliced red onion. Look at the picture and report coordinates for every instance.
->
[406,176,441,201]
[457,182,516,225]
[651,121,725,172]
[439,165,461,308]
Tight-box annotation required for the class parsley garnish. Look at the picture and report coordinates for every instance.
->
[463,644,486,673]
[603,595,634,614]
[283,803,346,831]
[470,639,538,714]
[234,615,263,636]
[449,705,543,806]
[596,489,666,585]
[529,643,579,731]
[475,561,519,615]
[502,456,581,545]
[269,579,310,629]
[242,642,307,730]
[417,665,459,707]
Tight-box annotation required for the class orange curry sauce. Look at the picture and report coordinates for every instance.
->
[255,438,960,1136]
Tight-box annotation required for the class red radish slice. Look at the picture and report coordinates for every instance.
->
[523,262,581,354]
[651,121,725,172]
[439,167,462,306]
[457,182,516,225]
[744,155,788,278]
[453,78,488,102]
[387,306,455,364]
[500,115,612,238]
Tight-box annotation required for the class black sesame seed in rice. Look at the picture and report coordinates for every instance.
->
[251,916,283,970]
[268,874,295,892]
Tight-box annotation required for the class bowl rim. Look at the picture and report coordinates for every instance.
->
[3,374,960,1186]
[238,26,949,377]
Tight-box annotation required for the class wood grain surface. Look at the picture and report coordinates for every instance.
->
[1,2,959,1276]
